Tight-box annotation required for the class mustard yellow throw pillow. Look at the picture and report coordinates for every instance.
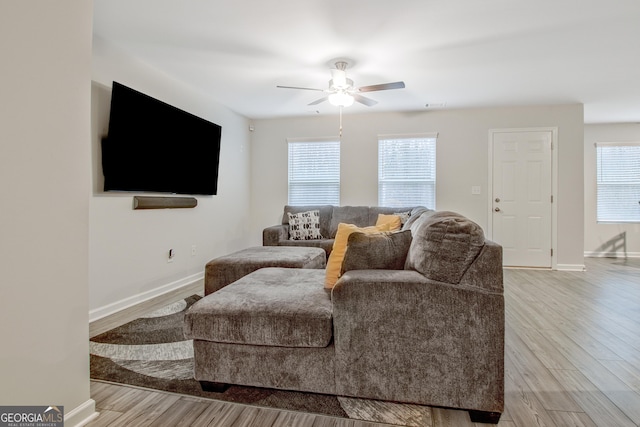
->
[324,222,391,289]
[376,214,402,231]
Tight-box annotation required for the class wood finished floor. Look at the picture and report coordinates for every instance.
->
[86,257,640,427]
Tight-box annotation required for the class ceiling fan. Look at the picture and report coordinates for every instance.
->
[277,61,405,108]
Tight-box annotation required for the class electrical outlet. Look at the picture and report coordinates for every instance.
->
[191,245,197,256]
[168,248,175,263]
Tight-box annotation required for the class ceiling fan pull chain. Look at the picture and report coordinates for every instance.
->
[339,105,343,137]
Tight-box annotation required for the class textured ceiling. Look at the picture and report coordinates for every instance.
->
[93,0,640,122]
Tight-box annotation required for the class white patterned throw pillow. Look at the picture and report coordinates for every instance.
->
[288,210,323,240]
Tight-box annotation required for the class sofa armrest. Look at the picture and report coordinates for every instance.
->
[263,224,289,246]
[331,269,504,413]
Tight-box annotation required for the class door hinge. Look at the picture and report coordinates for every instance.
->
[551,248,554,257]
[551,195,553,203]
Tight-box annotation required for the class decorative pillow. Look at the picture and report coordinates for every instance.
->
[393,211,411,225]
[324,222,392,289]
[341,230,413,275]
[375,214,402,231]
[287,210,323,240]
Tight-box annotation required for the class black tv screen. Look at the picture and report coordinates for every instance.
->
[102,81,221,195]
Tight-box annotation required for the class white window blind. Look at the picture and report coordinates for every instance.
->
[596,142,640,223]
[288,139,340,206]
[378,135,437,208]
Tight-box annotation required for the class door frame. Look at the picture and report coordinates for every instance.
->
[487,127,558,270]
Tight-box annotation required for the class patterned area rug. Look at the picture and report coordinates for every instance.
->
[90,295,432,426]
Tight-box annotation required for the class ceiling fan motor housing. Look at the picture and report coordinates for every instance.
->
[330,78,353,91]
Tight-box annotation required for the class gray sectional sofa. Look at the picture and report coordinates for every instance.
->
[263,204,430,255]
[184,208,504,423]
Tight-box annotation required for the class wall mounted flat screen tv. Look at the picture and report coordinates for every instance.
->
[102,81,222,195]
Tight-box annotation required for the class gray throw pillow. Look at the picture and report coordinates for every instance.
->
[340,230,413,274]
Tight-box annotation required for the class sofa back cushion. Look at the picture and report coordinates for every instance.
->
[405,211,485,284]
[329,206,371,238]
[283,205,334,238]
[282,205,427,239]
[341,230,413,275]
[402,207,435,230]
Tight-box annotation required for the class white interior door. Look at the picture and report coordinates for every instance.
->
[491,130,553,268]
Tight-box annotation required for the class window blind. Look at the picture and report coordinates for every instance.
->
[596,142,640,223]
[288,139,340,206]
[378,135,437,208]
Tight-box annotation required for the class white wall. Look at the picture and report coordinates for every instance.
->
[90,37,252,317]
[0,0,95,424]
[250,105,585,268]
[584,123,640,257]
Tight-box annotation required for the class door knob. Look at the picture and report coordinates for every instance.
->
[495,198,500,203]
[494,207,501,212]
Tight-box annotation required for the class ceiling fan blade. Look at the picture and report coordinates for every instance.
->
[357,81,405,93]
[277,85,325,92]
[353,93,378,107]
[308,96,328,106]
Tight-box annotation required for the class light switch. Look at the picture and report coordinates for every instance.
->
[471,186,481,195]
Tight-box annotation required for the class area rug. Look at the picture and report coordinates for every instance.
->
[90,295,432,426]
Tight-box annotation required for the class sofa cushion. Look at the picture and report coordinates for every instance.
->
[184,268,332,348]
[405,211,485,284]
[287,210,323,240]
[277,238,335,256]
[325,222,392,289]
[329,206,371,237]
[340,229,412,274]
[204,246,326,295]
[402,207,435,230]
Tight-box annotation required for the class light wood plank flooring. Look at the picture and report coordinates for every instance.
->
[86,257,640,426]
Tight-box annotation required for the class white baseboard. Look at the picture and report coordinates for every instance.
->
[89,272,203,323]
[65,399,97,427]
[556,264,586,271]
[584,251,640,258]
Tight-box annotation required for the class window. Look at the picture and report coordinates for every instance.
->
[288,138,340,206]
[378,134,437,208]
[596,142,640,222]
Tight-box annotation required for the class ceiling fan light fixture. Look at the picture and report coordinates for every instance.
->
[329,92,354,107]
[330,69,350,89]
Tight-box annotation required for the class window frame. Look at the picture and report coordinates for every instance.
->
[377,133,438,209]
[287,137,341,206]
[595,141,640,223]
